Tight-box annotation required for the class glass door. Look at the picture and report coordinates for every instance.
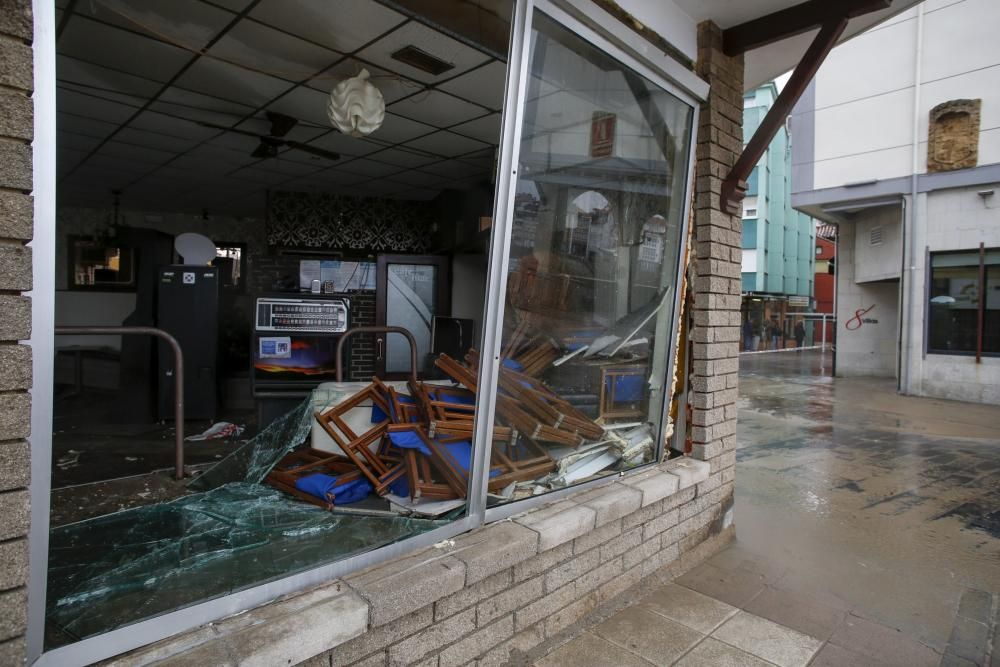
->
[376,254,451,379]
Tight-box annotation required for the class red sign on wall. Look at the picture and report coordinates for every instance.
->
[590,112,616,158]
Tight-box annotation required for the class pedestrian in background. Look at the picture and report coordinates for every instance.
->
[743,319,753,351]
[794,320,805,348]
[769,317,781,350]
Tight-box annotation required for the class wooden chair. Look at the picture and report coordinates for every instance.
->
[313,382,407,495]
[264,448,363,510]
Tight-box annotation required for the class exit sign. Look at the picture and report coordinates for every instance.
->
[590,112,616,158]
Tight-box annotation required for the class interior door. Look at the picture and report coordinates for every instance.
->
[376,254,451,379]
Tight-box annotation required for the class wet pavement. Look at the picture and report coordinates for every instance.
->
[533,349,1000,666]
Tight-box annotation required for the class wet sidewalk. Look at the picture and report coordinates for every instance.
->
[530,350,1000,667]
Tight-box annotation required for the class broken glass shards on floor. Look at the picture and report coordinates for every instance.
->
[45,482,444,649]
[45,391,445,650]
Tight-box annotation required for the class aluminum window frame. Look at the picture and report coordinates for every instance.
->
[478,0,701,523]
[27,0,703,662]
[925,247,1000,359]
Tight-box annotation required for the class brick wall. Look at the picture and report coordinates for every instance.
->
[0,0,34,663]
[688,22,744,486]
[108,459,733,667]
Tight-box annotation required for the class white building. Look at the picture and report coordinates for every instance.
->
[791,0,1000,404]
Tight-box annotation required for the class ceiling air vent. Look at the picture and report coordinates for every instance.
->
[869,225,883,246]
[391,45,454,75]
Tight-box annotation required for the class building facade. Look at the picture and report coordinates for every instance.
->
[0,0,923,665]
[741,83,816,350]
[791,0,1000,403]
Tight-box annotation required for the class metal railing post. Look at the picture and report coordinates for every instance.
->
[335,326,418,383]
[54,326,185,480]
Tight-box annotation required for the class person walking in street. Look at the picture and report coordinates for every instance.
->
[743,318,753,352]
[794,320,806,349]
[769,317,781,350]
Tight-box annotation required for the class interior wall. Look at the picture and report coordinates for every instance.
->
[451,254,488,349]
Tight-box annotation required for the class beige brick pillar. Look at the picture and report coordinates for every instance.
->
[689,22,743,486]
[0,0,35,663]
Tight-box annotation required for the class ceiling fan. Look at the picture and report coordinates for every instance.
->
[198,111,341,162]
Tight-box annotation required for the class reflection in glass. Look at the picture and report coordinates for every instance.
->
[485,11,693,503]
[387,263,438,374]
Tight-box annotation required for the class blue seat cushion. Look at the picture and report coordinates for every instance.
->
[295,473,372,505]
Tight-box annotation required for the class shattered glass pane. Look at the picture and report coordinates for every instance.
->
[45,391,448,650]
[46,483,444,649]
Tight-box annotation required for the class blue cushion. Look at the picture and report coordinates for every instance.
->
[387,429,432,456]
[295,473,372,505]
[607,374,644,402]
[371,394,416,423]
[502,358,524,371]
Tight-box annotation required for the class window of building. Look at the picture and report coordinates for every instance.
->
[488,9,693,508]
[742,196,758,219]
[214,243,246,291]
[927,249,1000,356]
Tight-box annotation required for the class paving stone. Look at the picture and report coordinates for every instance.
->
[944,615,989,664]
[514,501,595,551]
[956,588,993,623]
[828,614,940,667]
[939,653,978,667]
[534,632,652,667]
[705,542,789,585]
[673,637,774,667]
[591,605,704,666]
[639,582,737,634]
[674,562,766,608]
[346,550,466,626]
[797,642,893,667]
[449,521,538,584]
[743,585,848,640]
[711,611,822,667]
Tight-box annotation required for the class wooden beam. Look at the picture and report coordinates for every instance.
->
[723,0,891,56]
[720,17,849,215]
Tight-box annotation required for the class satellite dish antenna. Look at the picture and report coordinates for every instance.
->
[174,232,216,266]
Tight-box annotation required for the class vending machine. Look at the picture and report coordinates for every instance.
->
[251,294,351,426]
[156,266,220,421]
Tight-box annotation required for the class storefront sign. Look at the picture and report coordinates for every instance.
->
[590,111,616,158]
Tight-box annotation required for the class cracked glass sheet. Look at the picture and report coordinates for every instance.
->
[45,388,446,650]
[46,483,444,649]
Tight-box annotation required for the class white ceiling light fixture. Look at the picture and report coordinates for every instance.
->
[326,69,385,137]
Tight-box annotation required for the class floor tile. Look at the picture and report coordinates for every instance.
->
[534,631,654,667]
[743,586,847,640]
[807,643,893,667]
[705,543,789,584]
[640,583,738,634]
[591,605,704,666]
[827,614,940,667]
[711,611,822,667]
[674,563,767,609]
[673,637,776,667]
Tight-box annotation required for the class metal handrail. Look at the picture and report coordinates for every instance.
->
[335,326,418,383]
[54,326,185,480]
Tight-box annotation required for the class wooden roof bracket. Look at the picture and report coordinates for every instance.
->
[719,0,891,216]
